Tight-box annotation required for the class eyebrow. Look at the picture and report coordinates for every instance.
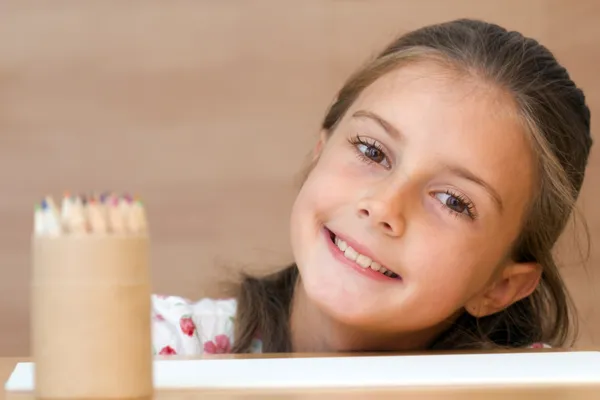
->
[446,165,504,212]
[352,110,402,140]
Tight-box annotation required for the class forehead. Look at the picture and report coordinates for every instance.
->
[345,61,536,214]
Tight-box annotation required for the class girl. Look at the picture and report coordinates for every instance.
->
[152,19,592,356]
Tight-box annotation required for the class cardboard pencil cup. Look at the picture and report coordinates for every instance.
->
[31,195,153,400]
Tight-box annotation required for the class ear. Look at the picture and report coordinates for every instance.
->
[465,262,542,317]
[312,130,328,161]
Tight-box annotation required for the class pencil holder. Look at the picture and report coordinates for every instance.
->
[30,193,153,400]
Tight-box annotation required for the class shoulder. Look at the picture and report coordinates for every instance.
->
[152,294,237,317]
[151,294,238,356]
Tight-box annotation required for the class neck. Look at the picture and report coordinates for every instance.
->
[289,280,449,353]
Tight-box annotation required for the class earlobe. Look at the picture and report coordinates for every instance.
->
[465,262,542,317]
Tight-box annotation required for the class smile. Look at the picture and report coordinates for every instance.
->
[324,228,401,281]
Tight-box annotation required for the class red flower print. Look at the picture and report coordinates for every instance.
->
[154,314,165,321]
[531,342,544,349]
[179,315,196,336]
[159,346,177,355]
[203,334,232,354]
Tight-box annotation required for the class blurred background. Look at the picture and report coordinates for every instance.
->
[0,0,598,356]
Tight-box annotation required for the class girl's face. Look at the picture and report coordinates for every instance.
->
[290,61,540,339]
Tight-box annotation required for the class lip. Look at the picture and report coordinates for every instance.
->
[323,227,401,282]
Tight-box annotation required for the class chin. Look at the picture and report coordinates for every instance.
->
[299,263,392,328]
[293,224,393,328]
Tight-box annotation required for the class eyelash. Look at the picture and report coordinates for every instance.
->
[347,134,390,168]
[436,190,478,221]
[347,134,478,221]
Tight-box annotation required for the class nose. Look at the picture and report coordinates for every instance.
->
[356,187,405,237]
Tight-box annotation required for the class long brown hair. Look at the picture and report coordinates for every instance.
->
[232,19,592,353]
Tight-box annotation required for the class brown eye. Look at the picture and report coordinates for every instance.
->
[434,191,476,220]
[445,196,467,213]
[349,135,391,168]
[363,145,385,163]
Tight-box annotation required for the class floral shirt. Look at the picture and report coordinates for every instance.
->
[151,294,549,356]
[151,294,262,356]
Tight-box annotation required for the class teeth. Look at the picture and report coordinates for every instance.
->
[344,246,358,261]
[334,236,348,251]
[356,254,371,269]
[333,235,397,277]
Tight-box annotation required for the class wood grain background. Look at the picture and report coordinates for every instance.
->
[0,0,598,356]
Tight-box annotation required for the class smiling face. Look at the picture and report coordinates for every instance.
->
[289,61,538,340]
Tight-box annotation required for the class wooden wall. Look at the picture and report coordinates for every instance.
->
[0,0,598,356]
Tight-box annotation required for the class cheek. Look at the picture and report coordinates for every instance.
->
[289,155,360,278]
[289,166,336,265]
[402,232,494,309]
[294,155,359,217]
